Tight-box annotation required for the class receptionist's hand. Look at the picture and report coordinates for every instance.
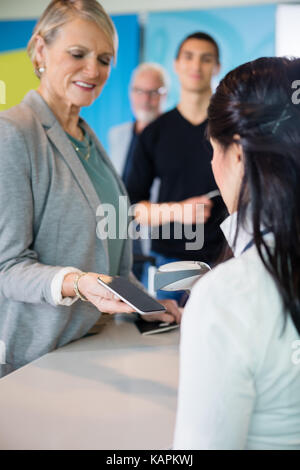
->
[142,299,183,324]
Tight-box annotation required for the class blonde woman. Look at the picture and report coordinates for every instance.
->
[0,0,180,377]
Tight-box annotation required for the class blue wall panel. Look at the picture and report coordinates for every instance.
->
[0,7,276,149]
[0,20,36,52]
[0,15,140,152]
[144,5,276,110]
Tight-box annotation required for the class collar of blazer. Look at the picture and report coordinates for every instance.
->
[22,89,130,261]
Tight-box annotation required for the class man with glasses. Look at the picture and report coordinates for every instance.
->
[127,32,228,301]
[109,62,168,185]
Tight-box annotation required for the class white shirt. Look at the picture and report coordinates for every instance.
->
[173,214,300,450]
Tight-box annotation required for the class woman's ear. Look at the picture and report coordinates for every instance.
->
[232,134,244,164]
[35,35,47,68]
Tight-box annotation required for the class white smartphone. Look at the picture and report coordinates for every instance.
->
[97,275,166,315]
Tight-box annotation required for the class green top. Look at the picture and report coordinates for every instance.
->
[67,130,125,276]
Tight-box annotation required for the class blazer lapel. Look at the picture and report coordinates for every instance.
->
[23,90,110,264]
[46,122,100,213]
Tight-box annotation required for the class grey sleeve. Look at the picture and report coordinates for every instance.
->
[0,118,63,306]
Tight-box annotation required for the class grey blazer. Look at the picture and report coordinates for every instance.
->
[0,90,133,376]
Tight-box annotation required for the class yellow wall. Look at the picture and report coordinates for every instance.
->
[0,49,39,112]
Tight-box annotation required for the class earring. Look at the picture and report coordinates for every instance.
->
[38,66,45,74]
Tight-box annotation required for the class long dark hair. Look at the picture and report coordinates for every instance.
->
[207,57,300,335]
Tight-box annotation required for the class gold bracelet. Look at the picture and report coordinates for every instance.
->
[73,272,88,302]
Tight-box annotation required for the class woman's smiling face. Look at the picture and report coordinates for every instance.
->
[36,16,114,109]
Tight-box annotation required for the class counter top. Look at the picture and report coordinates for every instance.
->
[0,313,180,450]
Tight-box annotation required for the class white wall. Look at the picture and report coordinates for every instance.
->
[276,4,300,56]
[0,0,298,19]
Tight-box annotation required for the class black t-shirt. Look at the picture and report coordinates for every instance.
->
[126,108,228,264]
[122,125,138,186]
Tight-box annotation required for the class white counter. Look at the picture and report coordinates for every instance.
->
[0,314,180,450]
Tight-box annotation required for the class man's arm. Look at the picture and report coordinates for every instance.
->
[126,130,212,226]
[133,196,212,226]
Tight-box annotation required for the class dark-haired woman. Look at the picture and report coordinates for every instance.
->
[173,57,300,450]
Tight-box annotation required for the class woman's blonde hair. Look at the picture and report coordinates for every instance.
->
[27,0,118,78]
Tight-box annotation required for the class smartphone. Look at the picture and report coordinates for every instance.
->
[97,275,166,315]
[135,319,179,335]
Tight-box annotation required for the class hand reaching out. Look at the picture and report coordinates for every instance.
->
[142,299,183,324]
[176,195,213,224]
[63,273,183,324]
[72,272,135,314]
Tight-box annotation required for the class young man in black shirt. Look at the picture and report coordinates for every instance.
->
[127,32,228,300]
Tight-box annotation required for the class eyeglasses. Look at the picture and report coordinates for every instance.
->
[131,86,167,98]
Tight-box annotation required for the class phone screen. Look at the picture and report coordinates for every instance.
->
[97,275,166,315]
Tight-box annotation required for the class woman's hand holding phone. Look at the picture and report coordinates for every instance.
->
[62,272,182,324]
[78,273,136,314]
[62,272,135,314]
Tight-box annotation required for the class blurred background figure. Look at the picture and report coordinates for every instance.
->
[127,33,228,301]
[109,62,169,280]
[109,62,168,182]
